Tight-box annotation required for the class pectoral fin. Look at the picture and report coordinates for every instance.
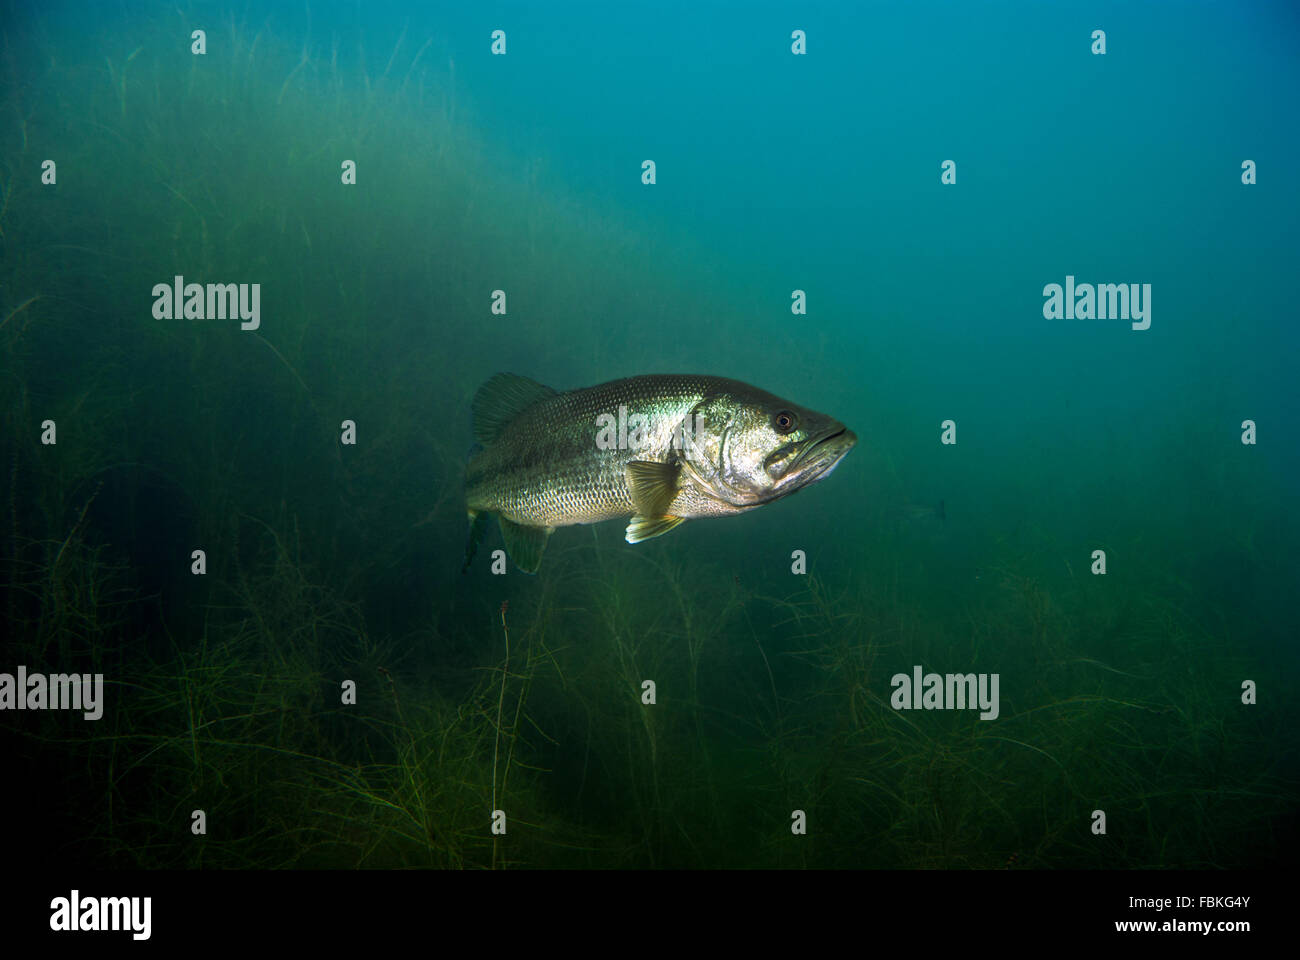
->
[626,460,680,514]
[624,460,685,543]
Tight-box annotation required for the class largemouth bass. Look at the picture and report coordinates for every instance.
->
[464,373,856,572]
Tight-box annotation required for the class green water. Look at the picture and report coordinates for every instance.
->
[0,2,1295,869]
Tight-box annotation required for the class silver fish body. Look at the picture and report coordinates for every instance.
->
[464,373,855,572]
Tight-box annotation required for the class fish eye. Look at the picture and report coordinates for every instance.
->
[772,410,798,434]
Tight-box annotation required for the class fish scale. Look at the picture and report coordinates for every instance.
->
[468,375,706,526]
[464,373,855,572]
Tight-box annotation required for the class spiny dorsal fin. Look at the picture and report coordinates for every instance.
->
[625,460,681,516]
[471,373,558,444]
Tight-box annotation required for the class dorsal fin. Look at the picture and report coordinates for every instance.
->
[471,373,558,444]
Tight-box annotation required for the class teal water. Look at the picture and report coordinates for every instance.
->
[0,0,1295,868]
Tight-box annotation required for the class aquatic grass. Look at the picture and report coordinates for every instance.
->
[2,514,571,869]
[760,547,1297,869]
[1,6,1294,871]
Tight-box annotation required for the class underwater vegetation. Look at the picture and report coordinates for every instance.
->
[1,6,1295,869]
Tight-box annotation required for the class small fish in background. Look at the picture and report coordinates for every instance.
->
[464,373,856,573]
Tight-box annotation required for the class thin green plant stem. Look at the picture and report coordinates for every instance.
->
[491,600,509,869]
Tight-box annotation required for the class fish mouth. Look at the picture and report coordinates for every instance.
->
[772,425,855,492]
[793,426,855,471]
